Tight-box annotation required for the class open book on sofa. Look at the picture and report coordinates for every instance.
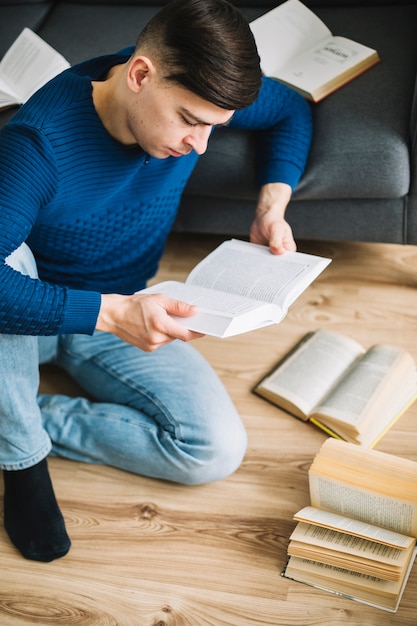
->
[0,27,70,110]
[250,0,380,102]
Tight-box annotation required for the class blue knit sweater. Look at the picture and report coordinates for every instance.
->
[0,49,312,336]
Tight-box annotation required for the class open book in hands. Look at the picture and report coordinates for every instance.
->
[254,329,417,446]
[140,239,331,338]
[0,28,70,110]
[250,0,380,102]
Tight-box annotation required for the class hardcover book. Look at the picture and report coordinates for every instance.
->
[253,329,417,447]
[250,0,380,102]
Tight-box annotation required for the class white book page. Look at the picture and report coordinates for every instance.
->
[309,474,417,537]
[275,35,377,93]
[354,386,417,447]
[140,281,282,337]
[0,28,70,105]
[250,0,331,76]
[142,280,279,319]
[259,330,364,417]
[290,522,412,571]
[139,240,330,337]
[315,345,416,429]
[294,506,415,549]
[0,85,20,108]
[186,239,330,310]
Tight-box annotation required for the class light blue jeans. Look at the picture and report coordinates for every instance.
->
[0,244,247,484]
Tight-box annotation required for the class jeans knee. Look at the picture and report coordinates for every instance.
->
[180,421,248,486]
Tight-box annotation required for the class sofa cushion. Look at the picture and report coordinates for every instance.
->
[37,3,161,63]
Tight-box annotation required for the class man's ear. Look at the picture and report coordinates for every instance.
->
[127,56,155,93]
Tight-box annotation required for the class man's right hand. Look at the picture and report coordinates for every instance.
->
[96,292,203,351]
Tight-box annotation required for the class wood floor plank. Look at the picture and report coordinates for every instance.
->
[1,233,417,625]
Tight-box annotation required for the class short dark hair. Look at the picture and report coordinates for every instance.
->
[135,0,262,110]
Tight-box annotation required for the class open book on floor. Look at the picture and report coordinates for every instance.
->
[0,27,70,111]
[140,239,331,338]
[253,329,417,447]
[282,439,417,613]
[250,0,380,102]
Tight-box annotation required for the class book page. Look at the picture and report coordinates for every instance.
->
[141,280,283,337]
[186,239,330,310]
[140,240,330,337]
[309,474,417,537]
[275,35,378,97]
[294,506,415,549]
[250,0,331,76]
[255,329,364,417]
[290,522,413,572]
[143,280,271,316]
[0,86,20,109]
[0,28,70,106]
[283,551,417,612]
[312,439,417,499]
[313,345,417,431]
[351,386,417,447]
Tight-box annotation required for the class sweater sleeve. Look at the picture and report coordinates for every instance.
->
[0,123,101,336]
[229,76,313,190]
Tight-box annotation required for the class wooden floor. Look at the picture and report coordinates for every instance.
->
[1,233,417,625]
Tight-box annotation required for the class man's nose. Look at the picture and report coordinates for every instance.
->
[185,125,212,155]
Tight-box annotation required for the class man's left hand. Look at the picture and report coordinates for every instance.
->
[250,182,296,254]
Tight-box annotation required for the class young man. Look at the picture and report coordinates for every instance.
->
[0,0,312,562]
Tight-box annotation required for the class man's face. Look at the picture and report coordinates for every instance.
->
[126,67,234,158]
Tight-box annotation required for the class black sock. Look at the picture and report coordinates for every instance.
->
[2,458,71,562]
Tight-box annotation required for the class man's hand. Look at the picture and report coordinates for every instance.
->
[250,182,296,254]
[96,292,202,351]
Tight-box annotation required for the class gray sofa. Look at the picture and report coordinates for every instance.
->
[1,0,417,244]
